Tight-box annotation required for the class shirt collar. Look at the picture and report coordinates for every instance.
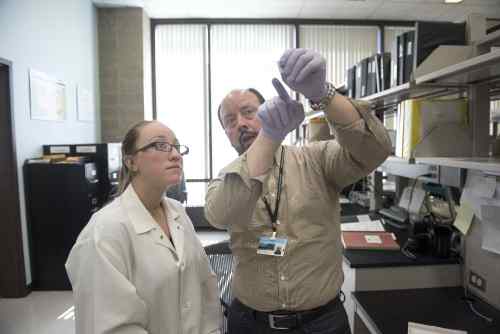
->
[120,185,180,235]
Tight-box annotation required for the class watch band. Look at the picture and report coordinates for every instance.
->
[308,82,336,111]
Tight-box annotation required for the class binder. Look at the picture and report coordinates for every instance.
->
[341,231,400,251]
[404,31,415,83]
[347,66,356,98]
[367,56,376,96]
[374,54,381,93]
[355,63,362,99]
[390,39,398,88]
[397,34,406,85]
[380,52,391,91]
[360,57,369,97]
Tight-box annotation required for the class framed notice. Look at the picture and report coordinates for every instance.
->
[29,69,66,121]
[76,85,94,122]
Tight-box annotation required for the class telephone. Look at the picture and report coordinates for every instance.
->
[405,217,462,258]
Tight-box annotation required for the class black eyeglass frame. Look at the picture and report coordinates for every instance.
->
[133,141,189,156]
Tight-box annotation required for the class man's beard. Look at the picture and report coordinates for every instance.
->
[234,128,258,155]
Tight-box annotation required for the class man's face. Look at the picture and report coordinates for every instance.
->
[219,90,262,155]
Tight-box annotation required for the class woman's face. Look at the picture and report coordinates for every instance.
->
[130,122,183,190]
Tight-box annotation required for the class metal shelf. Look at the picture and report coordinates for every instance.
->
[415,157,500,175]
[415,50,500,86]
[379,155,500,178]
[378,156,433,179]
[360,83,463,111]
[475,29,500,49]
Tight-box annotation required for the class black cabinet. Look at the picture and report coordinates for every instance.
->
[25,162,100,290]
[43,143,122,206]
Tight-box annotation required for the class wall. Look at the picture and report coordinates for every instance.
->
[0,0,100,285]
[143,10,153,121]
[98,7,147,142]
[465,216,500,309]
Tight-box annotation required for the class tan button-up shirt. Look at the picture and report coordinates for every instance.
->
[205,99,391,312]
[66,186,222,334]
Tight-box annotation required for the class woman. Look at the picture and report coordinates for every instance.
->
[66,121,222,334]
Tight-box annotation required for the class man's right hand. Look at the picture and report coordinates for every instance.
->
[257,78,305,142]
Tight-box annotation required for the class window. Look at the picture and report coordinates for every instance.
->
[299,25,378,112]
[210,24,296,174]
[153,22,382,206]
[155,24,209,182]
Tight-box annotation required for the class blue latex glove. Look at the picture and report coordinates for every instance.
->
[278,48,327,102]
[257,78,305,142]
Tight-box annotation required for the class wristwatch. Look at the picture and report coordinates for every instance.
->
[308,82,336,111]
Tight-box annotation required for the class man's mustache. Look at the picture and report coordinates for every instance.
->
[239,129,258,145]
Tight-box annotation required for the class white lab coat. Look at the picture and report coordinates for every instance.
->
[66,185,222,334]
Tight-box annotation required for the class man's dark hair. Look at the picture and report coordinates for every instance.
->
[217,88,265,128]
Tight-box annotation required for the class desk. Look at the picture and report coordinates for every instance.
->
[352,287,500,334]
[341,215,461,333]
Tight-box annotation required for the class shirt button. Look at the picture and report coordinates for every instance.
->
[280,275,286,281]
[282,303,287,309]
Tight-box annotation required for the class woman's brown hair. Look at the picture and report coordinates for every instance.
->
[117,120,155,195]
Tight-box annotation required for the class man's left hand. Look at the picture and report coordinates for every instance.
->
[278,48,327,102]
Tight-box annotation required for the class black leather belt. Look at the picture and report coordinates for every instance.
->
[251,295,341,330]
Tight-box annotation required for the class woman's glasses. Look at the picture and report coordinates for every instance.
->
[133,141,189,156]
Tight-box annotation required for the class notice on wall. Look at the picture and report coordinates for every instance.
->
[77,85,94,122]
[29,69,66,121]
[481,204,500,255]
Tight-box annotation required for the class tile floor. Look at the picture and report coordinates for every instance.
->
[0,231,229,334]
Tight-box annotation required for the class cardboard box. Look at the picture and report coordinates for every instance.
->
[395,98,471,159]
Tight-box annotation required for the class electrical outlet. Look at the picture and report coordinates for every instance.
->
[469,271,487,292]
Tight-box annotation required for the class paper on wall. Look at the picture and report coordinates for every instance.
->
[481,204,500,255]
[459,170,496,220]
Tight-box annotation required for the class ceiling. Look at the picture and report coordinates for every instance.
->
[93,0,500,22]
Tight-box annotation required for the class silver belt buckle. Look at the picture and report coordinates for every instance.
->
[268,314,291,330]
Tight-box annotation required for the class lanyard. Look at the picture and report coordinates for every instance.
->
[262,146,285,233]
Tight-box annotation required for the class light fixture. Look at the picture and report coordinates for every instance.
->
[444,0,463,3]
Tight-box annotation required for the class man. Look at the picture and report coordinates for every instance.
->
[205,48,391,334]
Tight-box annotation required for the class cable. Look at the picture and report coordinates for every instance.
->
[466,299,493,323]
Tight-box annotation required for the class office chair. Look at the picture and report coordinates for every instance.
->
[204,240,233,334]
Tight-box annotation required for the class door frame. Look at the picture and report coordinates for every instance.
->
[0,58,29,297]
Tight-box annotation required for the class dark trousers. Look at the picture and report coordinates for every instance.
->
[227,298,351,334]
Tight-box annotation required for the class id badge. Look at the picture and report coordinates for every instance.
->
[257,235,288,257]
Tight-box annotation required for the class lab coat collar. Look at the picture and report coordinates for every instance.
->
[121,185,180,235]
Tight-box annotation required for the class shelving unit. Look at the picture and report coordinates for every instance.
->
[360,25,500,209]
[416,157,500,175]
[475,28,500,53]
[415,49,500,87]
[360,83,463,112]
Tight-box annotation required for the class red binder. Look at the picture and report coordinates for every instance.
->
[341,231,400,251]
